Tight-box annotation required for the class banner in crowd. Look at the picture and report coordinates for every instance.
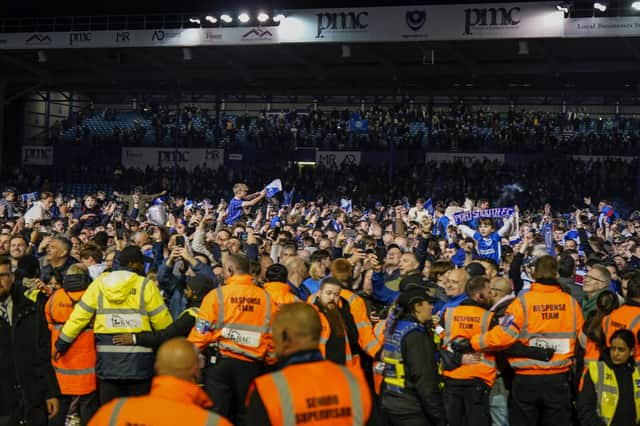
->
[453,207,515,225]
[121,147,224,171]
[316,151,361,168]
[22,146,54,166]
[425,152,505,165]
[0,2,566,50]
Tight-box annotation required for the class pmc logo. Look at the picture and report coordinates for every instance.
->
[406,10,426,32]
[316,11,368,38]
[464,7,520,35]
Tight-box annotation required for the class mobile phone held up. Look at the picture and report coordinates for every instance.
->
[175,235,185,247]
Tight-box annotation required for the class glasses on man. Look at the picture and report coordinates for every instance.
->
[584,274,607,284]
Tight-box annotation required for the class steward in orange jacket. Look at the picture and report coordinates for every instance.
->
[45,265,98,426]
[188,254,275,423]
[89,338,231,426]
[263,264,299,365]
[601,275,640,366]
[245,303,374,426]
[462,257,584,426]
[441,276,495,426]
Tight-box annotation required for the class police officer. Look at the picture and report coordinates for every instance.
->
[380,287,446,426]
[461,256,584,426]
[245,303,374,425]
[54,246,173,405]
[188,253,274,423]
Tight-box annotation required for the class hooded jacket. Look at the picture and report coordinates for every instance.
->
[55,270,173,380]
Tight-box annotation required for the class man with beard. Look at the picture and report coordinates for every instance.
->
[313,277,360,374]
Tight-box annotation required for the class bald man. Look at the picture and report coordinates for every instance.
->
[285,256,311,300]
[489,277,514,312]
[436,268,470,317]
[245,303,374,426]
[89,338,231,426]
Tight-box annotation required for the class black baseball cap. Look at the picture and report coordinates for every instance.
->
[396,286,437,311]
[465,262,486,278]
[119,246,153,267]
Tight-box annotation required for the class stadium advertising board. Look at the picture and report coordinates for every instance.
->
[22,146,54,166]
[121,147,224,171]
[0,2,566,49]
[316,151,361,168]
[565,17,640,38]
[425,152,506,165]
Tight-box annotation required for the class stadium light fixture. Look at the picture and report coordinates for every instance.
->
[238,12,250,23]
[257,12,269,22]
[220,14,233,23]
[183,47,192,61]
[273,13,286,22]
[37,50,47,63]
[593,2,608,12]
[556,2,572,13]
[188,17,201,24]
[205,15,217,24]
[633,1,640,10]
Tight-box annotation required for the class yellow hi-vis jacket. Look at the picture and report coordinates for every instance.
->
[586,361,640,426]
[56,270,172,380]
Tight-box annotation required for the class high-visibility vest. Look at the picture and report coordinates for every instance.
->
[58,271,173,380]
[251,360,372,426]
[586,361,640,426]
[188,274,274,362]
[88,375,232,426]
[372,320,386,395]
[442,304,496,386]
[602,305,640,366]
[178,307,200,320]
[578,329,601,378]
[308,288,381,358]
[381,319,426,394]
[45,288,96,395]
[313,304,361,376]
[264,281,299,308]
[473,283,584,376]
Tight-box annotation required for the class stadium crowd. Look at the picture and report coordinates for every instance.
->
[49,102,640,155]
[1,169,640,425]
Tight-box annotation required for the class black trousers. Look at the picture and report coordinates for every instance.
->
[203,357,262,424]
[99,379,151,406]
[509,373,572,426]
[48,392,99,426]
[443,379,491,426]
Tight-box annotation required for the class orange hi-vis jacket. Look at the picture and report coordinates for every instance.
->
[88,375,231,426]
[471,282,584,375]
[263,281,299,308]
[248,359,372,426]
[602,304,640,366]
[188,274,274,362]
[312,304,361,376]
[45,288,96,395]
[372,320,386,394]
[308,288,381,358]
[578,329,602,377]
[442,303,496,387]
[263,281,298,365]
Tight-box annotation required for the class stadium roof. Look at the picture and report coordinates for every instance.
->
[2,37,640,99]
[2,1,640,100]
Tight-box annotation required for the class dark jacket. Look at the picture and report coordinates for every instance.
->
[381,316,446,426]
[316,296,359,365]
[134,305,199,350]
[558,276,585,303]
[576,355,640,426]
[0,283,60,425]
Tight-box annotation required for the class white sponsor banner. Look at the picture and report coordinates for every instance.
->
[316,151,361,168]
[22,145,54,166]
[0,27,278,49]
[571,155,636,162]
[121,147,224,171]
[279,2,563,43]
[0,3,565,50]
[565,17,640,38]
[426,152,505,164]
